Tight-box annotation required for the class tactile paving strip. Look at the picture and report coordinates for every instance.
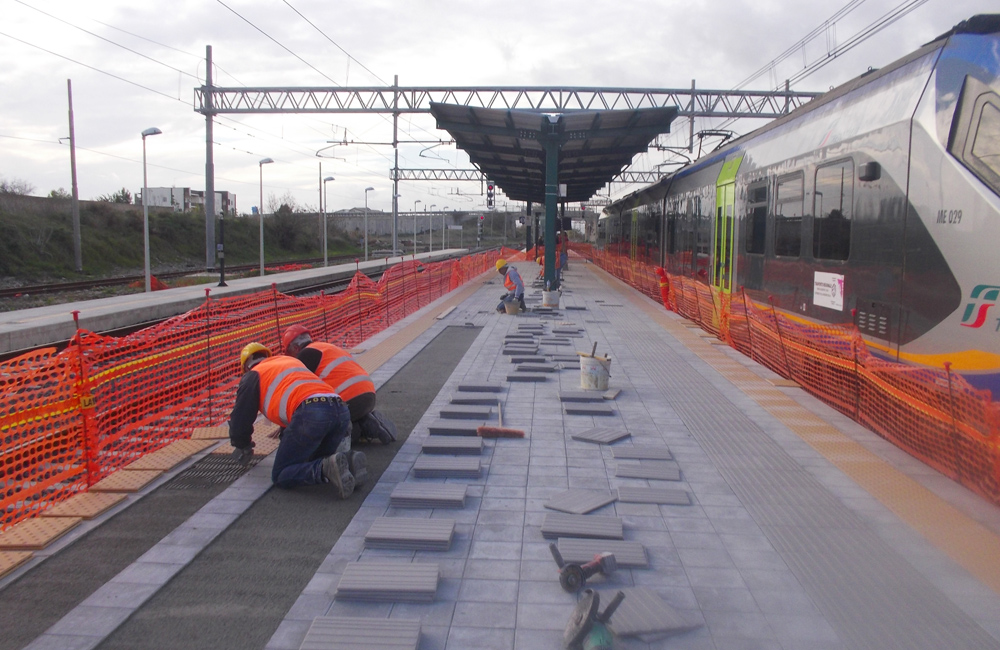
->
[544,489,617,514]
[124,438,216,471]
[413,456,481,479]
[608,587,700,638]
[541,513,624,540]
[364,517,455,551]
[555,538,647,568]
[389,483,467,509]
[614,461,681,481]
[563,403,615,416]
[426,420,483,436]
[611,446,673,461]
[616,486,691,505]
[571,428,631,445]
[0,516,82,551]
[41,492,126,519]
[0,550,33,578]
[90,469,163,493]
[439,405,492,420]
[299,616,421,650]
[334,563,439,602]
[190,425,228,440]
[421,436,483,455]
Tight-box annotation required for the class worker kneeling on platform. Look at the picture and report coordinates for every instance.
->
[282,325,398,447]
[229,342,365,498]
[495,258,526,313]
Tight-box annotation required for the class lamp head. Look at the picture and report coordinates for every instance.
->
[141,127,161,138]
[259,157,274,166]
[365,187,375,192]
[323,176,335,182]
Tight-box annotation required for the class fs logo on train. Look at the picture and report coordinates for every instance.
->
[960,285,1000,329]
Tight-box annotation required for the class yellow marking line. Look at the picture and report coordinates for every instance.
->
[586,263,1000,596]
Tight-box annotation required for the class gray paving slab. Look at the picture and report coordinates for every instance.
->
[426,419,483,436]
[389,484,467,509]
[543,489,617,514]
[607,587,701,638]
[502,346,539,355]
[508,355,543,364]
[299,616,421,650]
[611,446,674,461]
[449,393,502,405]
[456,383,504,393]
[555,539,648,568]
[563,403,615,416]
[616,486,691,505]
[334,563,439,603]
[514,363,558,373]
[506,372,548,382]
[439,405,492,420]
[570,428,631,445]
[364,518,455,551]
[540,513,624,540]
[559,391,605,402]
[615,461,682,481]
[413,457,481,479]
[550,355,583,363]
[420,436,483,455]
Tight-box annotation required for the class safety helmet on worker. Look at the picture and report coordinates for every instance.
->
[496,259,507,272]
[281,325,312,355]
[239,342,271,372]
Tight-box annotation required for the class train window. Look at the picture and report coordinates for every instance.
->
[813,160,853,261]
[774,173,803,257]
[948,76,1000,197]
[745,182,768,255]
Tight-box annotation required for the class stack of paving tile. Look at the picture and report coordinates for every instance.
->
[450,392,502,405]
[421,436,483,455]
[299,617,421,650]
[571,427,631,444]
[364,517,455,551]
[555,538,648,568]
[514,362,558,373]
[456,382,505,393]
[506,371,549,382]
[426,420,482,436]
[615,461,681,481]
[563,403,615,416]
[541,513,623,540]
[611,446,673,461]
[334,563,439,603]
[544,489,617,514]
[413,456,481,479]
[559,391,604,402]
[616,486,691,505]
[608,587,701,639]
[439,405,492,420]
[389,484,467,508]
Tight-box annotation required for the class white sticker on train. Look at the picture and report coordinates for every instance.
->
[813,272,845,311]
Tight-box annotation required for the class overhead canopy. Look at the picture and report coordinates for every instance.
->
[429,103,679,204]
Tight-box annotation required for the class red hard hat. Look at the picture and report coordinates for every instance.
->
[281,324,311,354]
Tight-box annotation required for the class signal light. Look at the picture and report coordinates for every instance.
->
[486,182,495,209]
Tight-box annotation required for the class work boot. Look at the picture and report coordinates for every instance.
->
[321,453,355,499]
[348,450,369,486]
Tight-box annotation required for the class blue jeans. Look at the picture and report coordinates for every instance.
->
[272,397,351,488]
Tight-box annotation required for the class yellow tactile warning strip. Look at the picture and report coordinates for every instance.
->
[354,271,494,374]
[768,378,802,388]
[0,550,33,578]
[0,516,82,551]
[90,469,163,493]
[191,425,229,440]
[585,262,1000,596]
[41,492,127,519]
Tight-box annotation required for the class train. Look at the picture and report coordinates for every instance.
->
[597,14,1000,398]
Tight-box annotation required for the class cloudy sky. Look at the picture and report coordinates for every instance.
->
[0,0,995,215]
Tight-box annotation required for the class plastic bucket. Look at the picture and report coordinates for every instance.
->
[542,291,559,308]
[580,356,611,391]
[504,300,520,315]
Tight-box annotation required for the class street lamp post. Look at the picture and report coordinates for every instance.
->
[323,176,334,267]
[429,205,436,252]
[258,157,274,276]
[442,206,448,250]
[413,199,421,254]
[364,187,375,261]
[393,193,402,257]
[141,127,162,293]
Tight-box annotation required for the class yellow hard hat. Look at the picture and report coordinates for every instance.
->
[239,342,271,370]
[495,259,507,271]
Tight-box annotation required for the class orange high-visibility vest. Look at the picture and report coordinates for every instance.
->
[309,342,375,402]
[255,356,334,427]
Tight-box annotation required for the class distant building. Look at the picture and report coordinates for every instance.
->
[137,188,236,216]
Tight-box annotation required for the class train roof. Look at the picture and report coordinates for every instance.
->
[606,14,1000,214]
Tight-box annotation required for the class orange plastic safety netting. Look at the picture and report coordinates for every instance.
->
[582,246,1000,505]
[0,250,510,530]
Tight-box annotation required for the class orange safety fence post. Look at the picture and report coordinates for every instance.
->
[204,288,213,425]
[768,295,792,379]
[71,311,98,487]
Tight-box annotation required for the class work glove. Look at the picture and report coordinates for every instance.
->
[500,293,509,300]
[231,444,254,465]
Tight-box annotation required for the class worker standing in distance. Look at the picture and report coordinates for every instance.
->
[228,343,365,498]
[495,258,526,313]
[282,326,397,447]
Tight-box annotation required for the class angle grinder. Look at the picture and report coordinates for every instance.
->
[563,588,625,650]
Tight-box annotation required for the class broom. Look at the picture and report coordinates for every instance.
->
[477,400,525,438]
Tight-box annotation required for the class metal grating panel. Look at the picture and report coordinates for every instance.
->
[556,538,647,567]
[571,428,630,445]
[300,616,421,650]
[541,513,624,540]
[389,483,467,509]
[335,563,439,602]
[616,486,690,505]
[544,489,617,514]
[614,461,681,481]
[166,454,261,490]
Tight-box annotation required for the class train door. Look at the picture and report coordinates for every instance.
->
[630,208,640,260]
[713,155,743,293]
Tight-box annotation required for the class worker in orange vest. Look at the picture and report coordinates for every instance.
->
[282,325,397,447]
[229,342,365,497]
[495,258,526,313]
